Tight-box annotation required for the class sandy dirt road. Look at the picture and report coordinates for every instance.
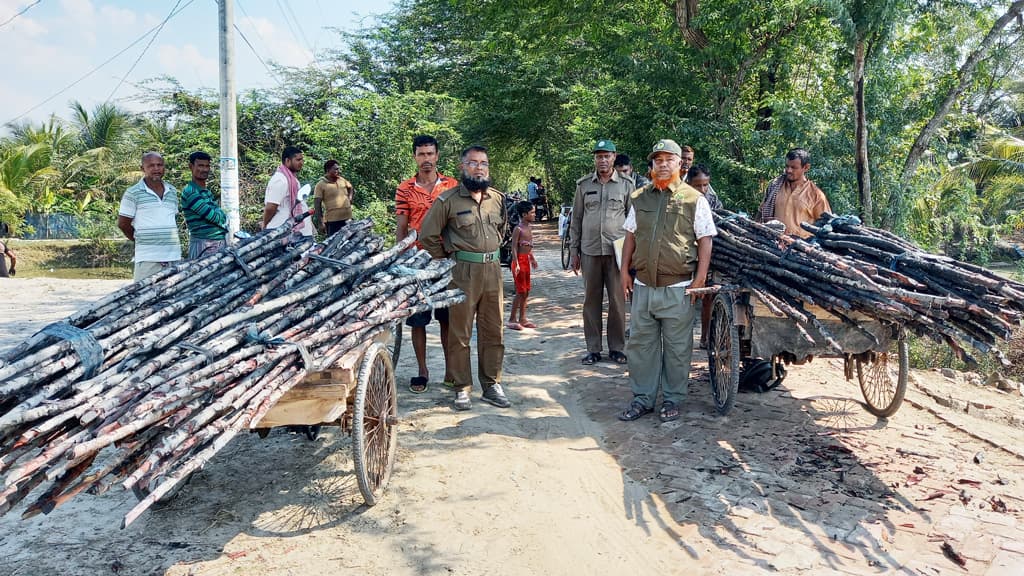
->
[1,223,1022,575]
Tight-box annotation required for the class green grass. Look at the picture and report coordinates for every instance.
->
[4,238,132,279]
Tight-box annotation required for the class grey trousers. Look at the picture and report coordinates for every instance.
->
[626,284,696,409]
[581,253,626,354]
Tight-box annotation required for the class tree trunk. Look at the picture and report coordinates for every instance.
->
[853,38,872,226]
[885,0,1024,229]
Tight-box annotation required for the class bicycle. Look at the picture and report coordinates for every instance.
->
[559,205,573,270]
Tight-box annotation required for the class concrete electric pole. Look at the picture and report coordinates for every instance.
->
[218,0,240,237]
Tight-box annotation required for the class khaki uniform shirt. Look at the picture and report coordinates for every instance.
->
[314,176,354,222]
[419,184,507,259]
[570,170,634,257]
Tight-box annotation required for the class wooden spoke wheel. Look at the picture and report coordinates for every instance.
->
[708,293,740,415]
[561,229,571,270]
[857,335,908,418]
[352,342,398,506]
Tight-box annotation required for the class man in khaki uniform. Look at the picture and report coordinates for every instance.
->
[618,139,717,423]
[569,139,634,365]
[419,145,510,411]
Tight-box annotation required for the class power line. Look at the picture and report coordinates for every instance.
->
[274,0,311,56]
[235,23,281,84]
[281,0,311,51]
[3,0,195,126]
[234,0,282,84]
[106,0,184,103]
[0,0,43,30]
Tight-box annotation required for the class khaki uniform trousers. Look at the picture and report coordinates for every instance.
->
[581,253,626,354]
[447,260,504,393]
[626,284,696,409]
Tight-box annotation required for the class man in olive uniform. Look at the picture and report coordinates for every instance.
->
[419,145,510,411]
[569,139,635,365]
[618,139,717,423]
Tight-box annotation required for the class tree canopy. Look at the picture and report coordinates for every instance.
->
[2,0,1023,252]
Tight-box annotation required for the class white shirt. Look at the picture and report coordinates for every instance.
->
[265,171,313,236]
[622,195,717,288]
[118,179,181,263]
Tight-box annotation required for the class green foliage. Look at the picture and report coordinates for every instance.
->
[3,0,1024,251]
[77,210,128,267]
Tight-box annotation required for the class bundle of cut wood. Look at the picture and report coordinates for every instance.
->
[0,218,461,526]
[710,211,1024,365]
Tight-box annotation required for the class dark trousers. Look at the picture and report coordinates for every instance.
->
[447,260,504,392]
[581,253,626,354]
[326,220,348,234]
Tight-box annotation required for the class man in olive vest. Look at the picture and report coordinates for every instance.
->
[618,139,717,423]
[569,139,634,366]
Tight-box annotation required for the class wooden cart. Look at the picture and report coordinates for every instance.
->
[253,330,398,505]
[132,325,405,507]
[706,289,908,418]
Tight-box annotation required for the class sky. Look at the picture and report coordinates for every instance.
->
[0,0,395,128]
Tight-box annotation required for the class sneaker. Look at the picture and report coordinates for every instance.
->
[454,390,471,411]
[481,384,512,408]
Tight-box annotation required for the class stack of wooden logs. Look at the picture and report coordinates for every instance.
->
[0,218,461,526]
[710,211,1024,364]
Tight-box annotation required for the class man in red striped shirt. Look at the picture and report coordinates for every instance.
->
[395,135,459,393]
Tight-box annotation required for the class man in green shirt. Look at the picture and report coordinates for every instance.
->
[180,151,228,259]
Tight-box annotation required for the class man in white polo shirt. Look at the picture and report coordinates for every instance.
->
[117,151,182,281]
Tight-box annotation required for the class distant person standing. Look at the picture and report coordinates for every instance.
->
[180,151,228,259]
[686,164,723,210]
[117,152,181,281]
[262,146,313,238]
[0,238,16,277]
[507,201,539,331]
[395,134,459,394]
[569,139,634,366]
[527,176,540,202]
[314,159,355,235]
[757,148,832,238]
[614,153,649,188]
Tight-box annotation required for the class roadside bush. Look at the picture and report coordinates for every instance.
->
[78,213,129,267]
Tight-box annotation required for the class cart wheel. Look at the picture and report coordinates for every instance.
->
[389,320,403,367]
[352,342,398,506]
[857,335,908,418]
[561,230,571,270]
[708,294,740,415]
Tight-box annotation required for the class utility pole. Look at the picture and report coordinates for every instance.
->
[218,0,240,237]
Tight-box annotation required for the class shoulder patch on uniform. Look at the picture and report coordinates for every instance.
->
[438,186,461,201]
[576,173,593,184]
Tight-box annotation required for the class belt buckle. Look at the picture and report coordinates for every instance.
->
[483,252,495,262]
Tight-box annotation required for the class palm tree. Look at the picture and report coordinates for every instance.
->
[944,132,1024,226]
[0,143,59,235]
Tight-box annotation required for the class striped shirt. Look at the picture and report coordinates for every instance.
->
[181,181,227,240]
[119,179,182,263]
